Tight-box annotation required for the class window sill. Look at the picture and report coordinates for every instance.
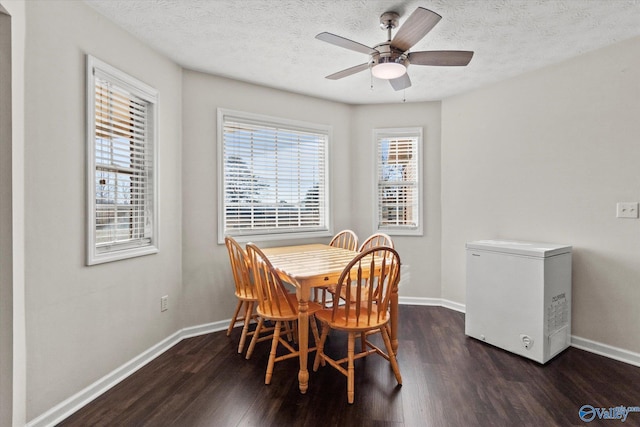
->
[87,245,159,266]
[218,229,332,245]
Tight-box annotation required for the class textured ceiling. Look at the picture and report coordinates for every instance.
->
[84,0,640,104]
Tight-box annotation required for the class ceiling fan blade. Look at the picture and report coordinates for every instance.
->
[389,73,411,91]
[408,50,474,66]
[325,62,370,80]
[391,7,441,52]
[316,32,378,55]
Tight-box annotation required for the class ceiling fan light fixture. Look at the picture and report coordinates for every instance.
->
[371,61,406,80]
[317,7,473,91]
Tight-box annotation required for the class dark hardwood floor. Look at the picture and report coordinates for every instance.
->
[58,305,640,427]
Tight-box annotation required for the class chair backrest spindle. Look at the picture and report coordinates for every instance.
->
[358,232,394,252]
[329,229,358,251]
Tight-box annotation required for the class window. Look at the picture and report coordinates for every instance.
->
[218,109,330,243]
[374,127,423,236]
[86,56,158,265]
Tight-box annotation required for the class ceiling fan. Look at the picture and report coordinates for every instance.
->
[315,7,474,91]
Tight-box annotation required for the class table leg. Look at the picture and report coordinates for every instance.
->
[297,285,310,393]
[390,286,399,355]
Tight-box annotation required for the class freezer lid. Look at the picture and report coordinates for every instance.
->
[466,240,572,257]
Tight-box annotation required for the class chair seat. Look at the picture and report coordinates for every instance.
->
[257,292,323,321]
[315,305,388,331]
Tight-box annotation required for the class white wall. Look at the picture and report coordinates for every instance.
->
[441,36,640,353]
[22,1,183,420]
[350,103,442,298]
[1,0,26,425]
[181,70,353,327]
[1,5,14,426]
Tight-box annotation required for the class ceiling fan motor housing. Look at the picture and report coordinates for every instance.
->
[371,42,408,68]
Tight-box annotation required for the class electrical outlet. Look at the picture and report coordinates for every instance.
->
[616,202,639,219]
[160,295,168,312]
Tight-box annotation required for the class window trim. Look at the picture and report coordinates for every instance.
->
[86,55,159,265]
[373,127,423,236]
[217,108,332,244]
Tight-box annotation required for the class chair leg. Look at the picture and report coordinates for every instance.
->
[238,301,254,354]
[265,320,281,385]
[309,315,321,345]
[282,320,294,342]
[381,325,402,385]
[347,332,355,404]
[226,300,243,336]
[313,323,330,372]
[292,321,298,344]
[309,316,325,367]
[245,316,264,360]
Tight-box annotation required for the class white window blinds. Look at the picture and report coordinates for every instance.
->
[87,56,158,264]
[375,128,422,235]
[219,110,329,241]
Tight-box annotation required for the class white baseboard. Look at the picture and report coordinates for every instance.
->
[398,296,442,307]
[29,302,640,426]
[439,299,466,313]
[181,319,229,340]
[399,296,466,313]
[571,335,640,368]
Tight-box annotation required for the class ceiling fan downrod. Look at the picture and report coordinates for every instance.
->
[379,11,399,41]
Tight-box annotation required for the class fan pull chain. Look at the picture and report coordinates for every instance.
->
[370,68,374,90]
[403,89,406,103]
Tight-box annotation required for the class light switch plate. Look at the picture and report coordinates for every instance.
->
[616,202,639,219]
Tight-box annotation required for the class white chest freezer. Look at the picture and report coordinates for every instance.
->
[465,240,572,364]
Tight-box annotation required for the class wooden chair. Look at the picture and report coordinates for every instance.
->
[224,236,274,355]
[225,236,258,353]
[313,246,402,404]
[358,232,394,252]
[245,243,322,384]
[316,229,359,307]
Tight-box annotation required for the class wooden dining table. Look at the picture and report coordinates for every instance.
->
[261,243,399,394]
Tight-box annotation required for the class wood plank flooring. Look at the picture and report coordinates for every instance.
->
[57,305,640,426]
